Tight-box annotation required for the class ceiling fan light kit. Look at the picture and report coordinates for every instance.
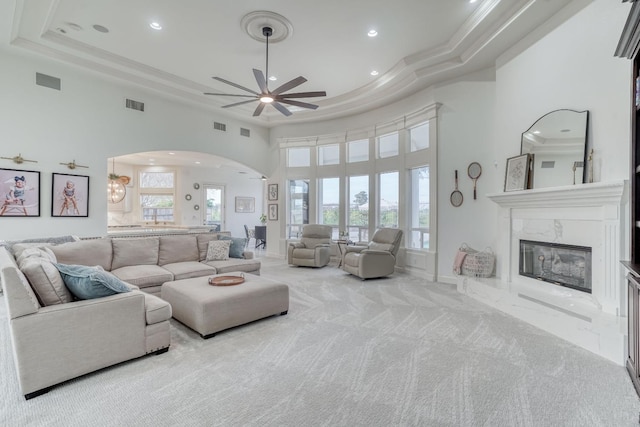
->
[205,21,327,117]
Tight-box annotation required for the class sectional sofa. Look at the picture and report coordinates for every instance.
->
[0,232,260,399]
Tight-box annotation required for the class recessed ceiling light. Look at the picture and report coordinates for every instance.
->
[168,152,175,155]
[370,70,379,76]
[149,22,162,30]
[368,30,378,37]
[470,0,478,3]
[195,161,201,164]
[149,158,155,162]
[533,130,541,134]
[268,75,277,81]
[92,24,109,33]
[561,129,571,133]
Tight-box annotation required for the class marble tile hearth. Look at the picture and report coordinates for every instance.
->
[458,181,628,364]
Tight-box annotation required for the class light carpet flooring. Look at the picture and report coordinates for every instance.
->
[1,257,640,426]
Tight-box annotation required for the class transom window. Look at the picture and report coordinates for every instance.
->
[347,139,369,163]
[288,147,310,167]
[378,132,398,158]
[318,144,339,166]
[409,122,429,151]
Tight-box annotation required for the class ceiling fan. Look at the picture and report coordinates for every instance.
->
[204,26,327,117]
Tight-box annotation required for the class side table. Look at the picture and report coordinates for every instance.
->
[336,240,350,267]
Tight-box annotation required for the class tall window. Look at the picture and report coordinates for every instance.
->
[139,170,175,222]
[288,179,309,238]
[378,171,399,228]
[410,166,429,249]
[409,122,429,151]
[347,139,369,163]
[348,175,369,242]
[378,132,398,158]
[318,177,340,239]
[288,147,310,167]
[318,144,339,166]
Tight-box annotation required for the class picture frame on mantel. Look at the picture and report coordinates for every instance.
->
[504,153,531,192]
[268,183,278,201]
[0,168,40,217]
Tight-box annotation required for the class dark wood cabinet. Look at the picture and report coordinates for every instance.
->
[618,2,640,397]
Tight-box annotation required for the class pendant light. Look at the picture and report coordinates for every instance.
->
[107,158,126,204]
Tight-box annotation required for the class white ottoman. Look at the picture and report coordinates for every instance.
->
[161,272,289,338]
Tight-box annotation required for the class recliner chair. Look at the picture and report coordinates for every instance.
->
[341,228,403,279]
[287,224,332,267]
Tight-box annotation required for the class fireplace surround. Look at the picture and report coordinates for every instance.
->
[457,180,628,364]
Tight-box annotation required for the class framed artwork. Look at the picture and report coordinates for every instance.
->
[504,153,531,192]
[268,183,278,201]
[52,173,89,217]
[0,168,40,217]
[235,196,255,213]
[268,203,278,221]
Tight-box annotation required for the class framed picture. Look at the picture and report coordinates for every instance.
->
[0,168,40,217]
[235,196,255,213]
[268,183,278,201]
[504,153,531,192]
[268,203,278,221]
[52,173,89,217]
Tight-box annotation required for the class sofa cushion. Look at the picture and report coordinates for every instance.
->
[158,235,199,265]
[54,263,131,300]
[143,293,172,325]
[219,236,247,259]
[16,247,56,268]
[21,259,73,305]
[12,243,54,260]
[196,234,219,261]
[206,240,231,261]
[51,239,113,271]
[161,261,216,280]
[110,265,174,289]
[203,258,261,274]
[111,237,160,270]
[291,248,316,260]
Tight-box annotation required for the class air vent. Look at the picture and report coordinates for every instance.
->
[213,121,227,132]
[35,72,61,90]
[125,98,144,112]
[541,161,555,168]
[240,128,250,137]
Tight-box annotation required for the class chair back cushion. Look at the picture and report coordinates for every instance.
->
[300,224,332,248]
[370,228,403,256]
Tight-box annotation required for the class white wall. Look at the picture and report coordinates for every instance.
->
[433,80,497,283]
[0,49,269,240]
[493,0,632,274]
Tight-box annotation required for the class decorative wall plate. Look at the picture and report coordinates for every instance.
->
[193,183,200,190]
[194,204,200,210]
[185,194,192,201]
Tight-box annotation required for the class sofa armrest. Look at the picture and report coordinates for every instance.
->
[312,243,329,249]
[361,249,393,256]
[9,291,147,396]
[289,242,305,249]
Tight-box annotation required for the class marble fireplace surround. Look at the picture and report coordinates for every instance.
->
[457,180,628,364]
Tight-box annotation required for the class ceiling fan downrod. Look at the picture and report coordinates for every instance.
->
[263,26,272,92]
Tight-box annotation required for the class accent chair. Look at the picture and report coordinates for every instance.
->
[287,224,332,268]
[341,228,403,279]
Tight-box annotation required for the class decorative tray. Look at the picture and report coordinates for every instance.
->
[208,273,245,286]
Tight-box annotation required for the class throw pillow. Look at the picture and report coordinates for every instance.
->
[54,263,131,300]
[21,259,73,306]
[219,236,247,259]
[206,240,231,261]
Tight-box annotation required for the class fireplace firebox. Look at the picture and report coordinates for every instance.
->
[519,240,592,293]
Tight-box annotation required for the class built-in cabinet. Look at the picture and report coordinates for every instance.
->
[617,1,640,397]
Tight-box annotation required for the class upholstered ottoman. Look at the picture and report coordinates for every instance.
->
[161,272,289,338]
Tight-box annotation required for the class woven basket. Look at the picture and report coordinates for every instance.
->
[459,245,495,278]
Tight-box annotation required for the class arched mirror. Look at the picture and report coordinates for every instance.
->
[520,109,589,189]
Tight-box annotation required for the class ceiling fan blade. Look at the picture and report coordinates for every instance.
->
[222,99,259,108]
[271,101,293,117]
[204,93,257,97]
[213,77,259,95]
[271,76,307,95]
[253,103,266,117]
[278,99,319,110]
[278,91,327,99]
[253,69,268,94]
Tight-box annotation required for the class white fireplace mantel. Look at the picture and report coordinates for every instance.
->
[487,180,627,209]
[458,180,628,364]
